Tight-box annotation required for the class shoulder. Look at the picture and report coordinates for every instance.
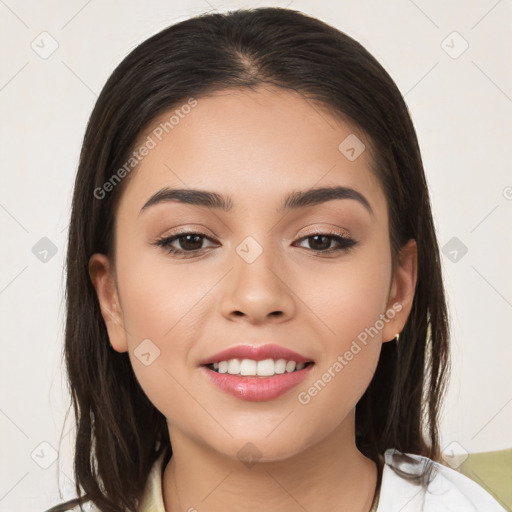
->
[64,503,98,512]
[44,502,96,512]
[377,448,506,511]
[46,453,167,512]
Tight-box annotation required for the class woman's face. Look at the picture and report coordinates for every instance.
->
[90,85,416,462]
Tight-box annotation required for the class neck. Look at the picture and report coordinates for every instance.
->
[162,410,378,512]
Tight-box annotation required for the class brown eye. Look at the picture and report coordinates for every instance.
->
[306,235,333,251]
[174,234,204,251]
[295,233,357,254]
[154,231,217,257]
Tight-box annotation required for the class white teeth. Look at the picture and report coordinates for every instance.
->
[227,359,241,375]
[257,359,275,376]
[274,359,287,374]
[209,358,310,376]
[285,360,296,373]
[240,359,257,376]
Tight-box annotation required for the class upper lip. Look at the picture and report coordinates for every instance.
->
[199,344,314,366]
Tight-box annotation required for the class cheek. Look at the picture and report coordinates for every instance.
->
[116,242,211,341]
[114,248,217,417]
[294,264,389,425]
[291,244,391,413]
[294,246,392,346]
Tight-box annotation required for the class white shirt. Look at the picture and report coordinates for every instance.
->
[375,448,506,511]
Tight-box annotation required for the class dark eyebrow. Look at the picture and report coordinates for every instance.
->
[139,186,373,216]
[279,186,373,216]
[140,187,234,214]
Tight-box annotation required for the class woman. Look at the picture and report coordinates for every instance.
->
[46,7,505,512]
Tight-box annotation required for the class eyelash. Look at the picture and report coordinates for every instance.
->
[153,230,358,258]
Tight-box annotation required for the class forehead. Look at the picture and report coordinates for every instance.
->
[118,86,386,217]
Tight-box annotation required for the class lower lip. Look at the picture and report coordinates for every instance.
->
[201,364,313,401]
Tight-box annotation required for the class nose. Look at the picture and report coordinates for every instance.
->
[220,241,296,325]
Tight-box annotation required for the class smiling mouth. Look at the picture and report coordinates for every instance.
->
[204,358,315,377]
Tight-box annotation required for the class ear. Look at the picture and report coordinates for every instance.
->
[382,239,417,343]
[88,253,128,353]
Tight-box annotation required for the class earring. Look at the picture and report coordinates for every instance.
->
[395,333,400,344]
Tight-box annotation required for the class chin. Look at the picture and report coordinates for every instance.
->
[204,429,317,466]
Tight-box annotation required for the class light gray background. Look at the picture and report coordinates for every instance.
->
[1,0,511,510]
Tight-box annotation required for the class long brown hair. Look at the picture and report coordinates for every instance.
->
[46,7,450,511]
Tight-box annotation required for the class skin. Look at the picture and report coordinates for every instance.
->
[89,85,417,512]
